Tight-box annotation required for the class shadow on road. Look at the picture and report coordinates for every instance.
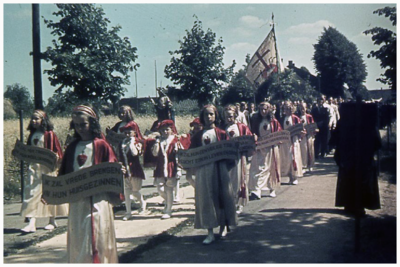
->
[131,207,396,264]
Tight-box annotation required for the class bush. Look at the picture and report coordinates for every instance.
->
[138,101,154,115]
[4,99,17,120]
[173,99,199,116]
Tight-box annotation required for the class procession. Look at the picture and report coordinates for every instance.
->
[4,3,396,264]
[7,91,387,263]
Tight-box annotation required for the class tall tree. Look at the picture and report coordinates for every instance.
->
[164,17,235,107]
[4,83,34,114]
[364,6,396,92]
[313,27,367,98]
[42,4,139,105]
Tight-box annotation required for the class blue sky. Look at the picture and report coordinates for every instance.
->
[3,2,397,103]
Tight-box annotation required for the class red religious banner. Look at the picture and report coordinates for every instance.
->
[245,22,284,87]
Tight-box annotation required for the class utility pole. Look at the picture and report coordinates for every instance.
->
[135,70,138,111]
[154,60,158,97]
[32,4,43,110]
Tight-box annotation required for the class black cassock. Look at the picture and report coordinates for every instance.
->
[333,102,381,213]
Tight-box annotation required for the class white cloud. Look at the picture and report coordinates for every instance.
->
[225,42,258,71]
[228,42,257,53]
[284,20,335,37]
[239,15,268,29]
[287,37,316,46]
[230,26,256,37]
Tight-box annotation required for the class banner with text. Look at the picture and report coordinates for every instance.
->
[178,140,239,169]
[42,162,123,205]
[304,123,318,135]
[232,135,255,152]
[12,139,58,171]
[106,129,126,147]
[286,123,304,138]
[256,130,291,150]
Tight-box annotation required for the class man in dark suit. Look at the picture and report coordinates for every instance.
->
[311,96,330,158]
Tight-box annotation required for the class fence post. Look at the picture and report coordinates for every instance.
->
[20,110,24,202]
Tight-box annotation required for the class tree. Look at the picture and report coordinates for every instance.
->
[164,17,235,107]
[42,4,139,105]
[220,54,255,105]
[45,92,109,117]
[364,6,396,92]
[257,69,320,104]
[4,83,34,114]
[313,27,367,98]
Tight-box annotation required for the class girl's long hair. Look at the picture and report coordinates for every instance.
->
[120,105,135,122]
[258,102,272,121]
[199,104,221,127]
[27,110,54,133]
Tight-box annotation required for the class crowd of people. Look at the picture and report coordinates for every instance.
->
[19,93,380,263]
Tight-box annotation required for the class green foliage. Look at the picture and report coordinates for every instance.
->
[257,69,320,104]
[220,55,255,105]
[4,83,34,115]
[173,99,199,116]
[313,27,367,98]
[3,157,25,200]
[4,99,17,120]
[42,4,139,104]
[45,92,108,117]
[164,17,236,107]
[45,93,76,116]
[138,101,154,115]
[364,6,396,91]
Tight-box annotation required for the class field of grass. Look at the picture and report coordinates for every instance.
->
[3,114,194,200]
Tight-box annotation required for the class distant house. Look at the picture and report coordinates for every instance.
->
[287,60,319,91]
[118,97,156,113]
[367,88,395,103]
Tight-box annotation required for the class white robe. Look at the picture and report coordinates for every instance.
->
[20,131,68,218]
[300,115,315,169]
[67,140,118,263]
[280,116,303,179]
[249,119,281,198]
[194,129,237,229]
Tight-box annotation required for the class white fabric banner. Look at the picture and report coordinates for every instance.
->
[177,140,239,168]
[12,139,58,171]
[256,130,291,150]
[42,162,123,205]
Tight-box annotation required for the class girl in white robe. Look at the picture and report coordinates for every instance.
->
[59,105,120,263]
[20,110,68,232]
